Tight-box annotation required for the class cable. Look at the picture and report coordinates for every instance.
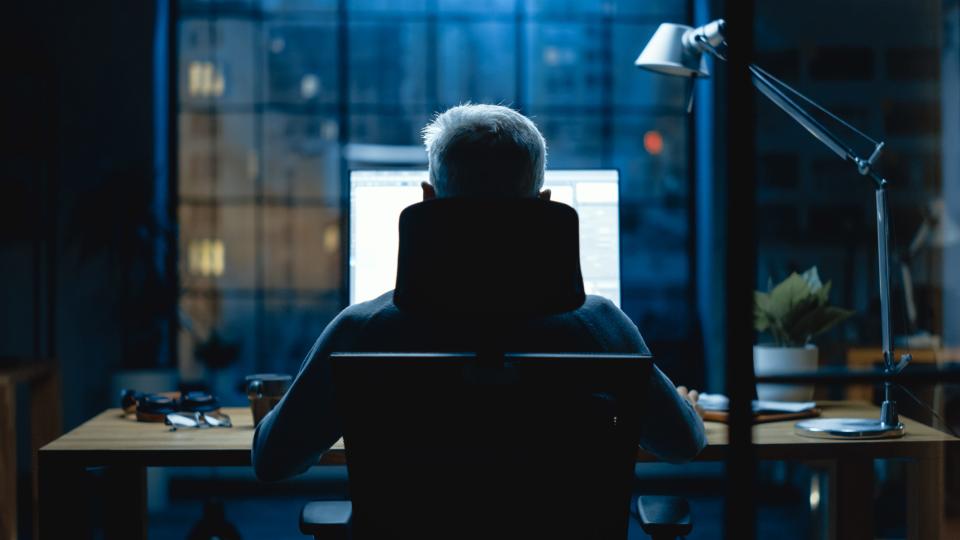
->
[895,382,959,438]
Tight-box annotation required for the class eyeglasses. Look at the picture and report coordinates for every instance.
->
[165,410,233,430]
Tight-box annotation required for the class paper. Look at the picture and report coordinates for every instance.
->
[753,400,816,414]
[697,393,816,414]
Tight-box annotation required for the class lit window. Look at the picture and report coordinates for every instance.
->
[188,61,225,98]
[188,239,225,277]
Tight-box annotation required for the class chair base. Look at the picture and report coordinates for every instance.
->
[636,496,692,539]
[300,500,352,540]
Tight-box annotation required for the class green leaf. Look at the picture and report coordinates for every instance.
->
[801,266,823,295]
[754,266,855,347]
[791,306,854,343]
[813,306,855,337]
[781,295,821,331]
[767,272,812,319]
[816,280,832,306]
[754,291,772,331]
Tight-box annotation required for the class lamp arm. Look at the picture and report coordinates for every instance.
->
[748,66,855,160]
[739,60,902,373]
[748,65,897,183]
[695,38,886,187]
[740,60,901,373]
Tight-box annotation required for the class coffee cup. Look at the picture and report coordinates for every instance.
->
[245,373,292,426]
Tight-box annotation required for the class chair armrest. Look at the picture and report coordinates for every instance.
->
[635,496,692,539]
[300,501,352,540]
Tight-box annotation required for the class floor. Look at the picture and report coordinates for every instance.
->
[18,462,929,539]
[146,466,812,540]
[148,495,813,539]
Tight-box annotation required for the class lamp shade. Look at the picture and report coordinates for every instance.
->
[634,23,709,78]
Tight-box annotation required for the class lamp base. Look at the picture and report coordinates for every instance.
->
[794,418,905,439]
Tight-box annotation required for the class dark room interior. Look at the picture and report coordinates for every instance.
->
[2,1,959,539]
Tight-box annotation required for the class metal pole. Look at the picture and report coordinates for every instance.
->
[875,183,901,425]
[876,184,894,371]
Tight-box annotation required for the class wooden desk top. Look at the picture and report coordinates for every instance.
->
[40,401,957,467]
[694,401,956,462]
[846,346,960,365]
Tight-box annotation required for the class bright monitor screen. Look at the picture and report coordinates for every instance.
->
[349,169,621,307]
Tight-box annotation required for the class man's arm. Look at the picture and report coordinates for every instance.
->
[251,311,357,481]
[637,365,707,463]
[584,297,707,463]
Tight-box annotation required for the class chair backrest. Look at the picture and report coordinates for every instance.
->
[331,352,652,540]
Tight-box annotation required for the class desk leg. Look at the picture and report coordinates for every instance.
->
[0,380,15,540]
[38,453,89,540]
[834,458,874,540]
[102,465,148,540]
[908,445,944,540]
[38,458,146,540]
[30,368,61,540]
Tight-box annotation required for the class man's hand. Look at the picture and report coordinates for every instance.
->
[677,386,704,417]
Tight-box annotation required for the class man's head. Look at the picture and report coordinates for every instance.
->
[421,104,549,200]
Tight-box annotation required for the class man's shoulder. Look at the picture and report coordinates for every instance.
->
[311,291,399,352]
[575,294,628,323]
[579,294,619,311]
[337,290,397,326]
[567,295,650,355]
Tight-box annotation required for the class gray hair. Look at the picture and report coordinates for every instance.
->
[421,104,547,198]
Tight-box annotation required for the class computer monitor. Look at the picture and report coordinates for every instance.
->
[349,169,621,307]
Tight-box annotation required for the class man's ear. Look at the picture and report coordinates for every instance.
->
[538,189,552,201]
[421,182,437,201]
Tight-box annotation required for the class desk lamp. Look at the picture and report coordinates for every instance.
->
[636,19,911,438]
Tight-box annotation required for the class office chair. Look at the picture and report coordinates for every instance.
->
[298,352,693,539]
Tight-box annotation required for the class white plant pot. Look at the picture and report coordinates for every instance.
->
[753,345,818,402]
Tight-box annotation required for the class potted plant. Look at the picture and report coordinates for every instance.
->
[753,267,854,401]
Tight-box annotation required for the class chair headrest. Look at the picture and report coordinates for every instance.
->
[393,197,586,319]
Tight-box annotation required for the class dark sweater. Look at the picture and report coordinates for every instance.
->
[252,198,706,481]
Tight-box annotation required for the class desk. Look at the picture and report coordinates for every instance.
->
[40,402,956,540]
[0,361,60,540]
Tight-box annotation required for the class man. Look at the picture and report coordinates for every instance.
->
[252,104,705,482]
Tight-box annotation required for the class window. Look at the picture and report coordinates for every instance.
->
[176,0,692,394]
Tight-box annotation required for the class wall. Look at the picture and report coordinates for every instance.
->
[753,0,943,348]
[0,1,166,429]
